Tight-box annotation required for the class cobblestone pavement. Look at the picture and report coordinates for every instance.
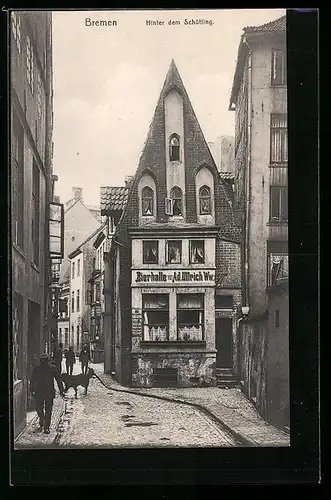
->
[15,359,239,448]
[92,364,290,447]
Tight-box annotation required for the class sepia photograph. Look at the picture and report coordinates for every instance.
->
[10,8,290,450]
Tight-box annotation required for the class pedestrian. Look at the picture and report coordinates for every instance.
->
[65,346,75,375]
[53,342,63,375]
[79,344,90,374]
[29,354,64,434]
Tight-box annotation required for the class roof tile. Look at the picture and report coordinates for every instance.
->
[100,186,129,213]
[243,15,286,33]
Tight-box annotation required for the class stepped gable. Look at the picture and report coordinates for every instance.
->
[115,59,242,243]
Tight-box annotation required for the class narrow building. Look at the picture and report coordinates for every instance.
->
[229,15,289,429]
[11,11,55,437]
[102,60,242,388]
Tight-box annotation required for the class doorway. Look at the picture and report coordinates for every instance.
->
[27,300,41,410]
[215,318,233,368]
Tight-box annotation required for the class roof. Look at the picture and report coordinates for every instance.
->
[100,186,129,214]
[229,15,286,109]
[243,15,286,33]
[219,172,235,180]
[68,221,107,259]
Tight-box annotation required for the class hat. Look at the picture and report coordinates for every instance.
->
[40,353,49,361]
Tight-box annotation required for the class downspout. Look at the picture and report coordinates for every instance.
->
[242,35,252,311]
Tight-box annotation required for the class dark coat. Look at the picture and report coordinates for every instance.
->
[65,350,75,364]
[79,349,90,363]
[30,362,64,399]
[54,347,63,364]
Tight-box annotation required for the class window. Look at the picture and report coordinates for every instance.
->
[270,186,288,222]
[189,240,205,264]
[71,324,74,343]
[199,186,211,215]
[71,291,75,312]
[77,259,80,277]
[12,291,23,381]
[12,112,24,249]
[65,328,69,348]
[72,262,75,279]
[58,328,62,343]
[142,186,154,216]
[169,134,180,161]
[166,240,182,264]
[76,325,80,351]
[268,253,289,286]
[26,35,34,92]
[270,114,287,163]
[275,310,280,328]
[12,12,21,53]
[271,50,287,86]
[142,294,169,341]
[170,186,182,216]
[76,290,80,312]
[143,241,158,264]
[215,294,233,310]
[177,294,204,341]
[32,160,40,266]
[49,203,64,258]
[95,282,101,303]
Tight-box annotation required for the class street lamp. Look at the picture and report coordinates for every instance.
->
[237,305,250,327]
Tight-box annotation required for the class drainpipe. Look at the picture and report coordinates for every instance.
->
[242,35,252,311]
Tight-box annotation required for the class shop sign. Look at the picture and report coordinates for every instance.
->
[131,269,215,286]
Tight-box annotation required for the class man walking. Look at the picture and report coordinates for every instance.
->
[30,354,64,434]
[79,344,90,374]
[53,342,63,375]
[64,346,75,375]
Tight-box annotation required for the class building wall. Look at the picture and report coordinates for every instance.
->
[69,253,83,353]
[11,11,53,438]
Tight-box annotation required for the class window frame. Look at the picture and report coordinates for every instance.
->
[72,262,75,279]
[169,134,180,162]
[270,113,288,164]
[170,186,183,217]
[177,293,204,341]
[271,49,287,86]
[166,240,182,264]
[199,185,212,215]
[269,185,288,223]
[268,253,289,286]
[77,259,80,277]
[76,289,80,312]
[12,112,24,249]
[143,240,159,265]
[189,240,205,265]
[141,186,154,217]
[71,291,75,313]
[142,293,170,341]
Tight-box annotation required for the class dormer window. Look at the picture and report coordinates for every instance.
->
[170,186,182,216]
[199,186,211,215]
[142,186,154,216]
[169,134,180,162]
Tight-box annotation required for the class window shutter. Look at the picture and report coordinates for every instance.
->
[165,198,173,215]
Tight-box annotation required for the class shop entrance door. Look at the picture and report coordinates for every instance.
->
[215,318,233,368]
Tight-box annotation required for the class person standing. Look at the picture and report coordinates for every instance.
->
[64,346,75,375]
[30,354,64,434]
[53,342,63,375]
[79,344,90,374]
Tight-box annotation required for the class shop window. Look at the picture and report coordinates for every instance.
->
[189,240,205,264]
[142,294,169,341]
[142,186,154,216]
[143,240,158,264]
[215,294,233,310]
[166,240,182,264]
[170,186,182,216]
[268,253,289,286]
[169,134,180,162]
[177,294,204,341]
[199,186,211,215]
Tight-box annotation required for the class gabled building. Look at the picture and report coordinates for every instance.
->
[229,15,289,429]
[68,222,106,354]
[103,60,242,388]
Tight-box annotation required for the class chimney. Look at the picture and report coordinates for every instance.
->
[125,175,133,187]
[72,187,83,201]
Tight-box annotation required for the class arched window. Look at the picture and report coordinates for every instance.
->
[142,186,154,216]
[199,186,211,215]
[169,135,180,162]
[170,186,182,216]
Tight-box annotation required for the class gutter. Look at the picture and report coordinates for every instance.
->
[242,35,252,309]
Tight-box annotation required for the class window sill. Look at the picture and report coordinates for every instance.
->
[12,242,26,259]
[267,221,288,226]
[140,341,206,348]
[31,262,40,273]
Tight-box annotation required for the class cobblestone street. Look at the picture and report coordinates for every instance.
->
[15,361,239,448]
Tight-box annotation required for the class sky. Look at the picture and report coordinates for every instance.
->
[52,8,285,206]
